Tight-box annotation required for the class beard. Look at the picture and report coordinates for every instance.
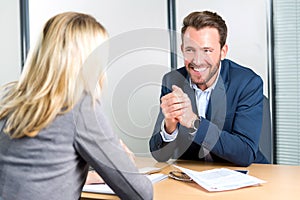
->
[187,59,220,88]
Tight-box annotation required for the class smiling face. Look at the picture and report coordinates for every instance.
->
[182,26,228,90]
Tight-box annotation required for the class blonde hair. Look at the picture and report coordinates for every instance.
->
[0,12,108,138]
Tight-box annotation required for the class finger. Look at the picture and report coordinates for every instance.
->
[180,94,191,108]
[161,86,185,104]
[172,85,183,92]
[161,85,184,102]
[176,115,183,122]
[161,96,184,111]
[170,103,184,111]
[172,85,188,105]
[161,92,172,101]
[161,94,172,103]
[163,108,183,119]
[161,100,184,115]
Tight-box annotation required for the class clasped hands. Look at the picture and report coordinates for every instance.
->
[161,85,198,134]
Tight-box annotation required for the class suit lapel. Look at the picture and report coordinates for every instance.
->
[207,61,229,128]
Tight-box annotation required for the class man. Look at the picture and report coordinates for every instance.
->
[149,11,268,167]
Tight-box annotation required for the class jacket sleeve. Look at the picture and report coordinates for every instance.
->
[74,96,153,200]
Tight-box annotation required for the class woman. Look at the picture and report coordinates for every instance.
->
[0,12,152,200]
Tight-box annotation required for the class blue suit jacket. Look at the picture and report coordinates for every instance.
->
[149,59,268,166]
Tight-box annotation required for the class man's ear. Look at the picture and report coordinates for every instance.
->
[221,44,228,60]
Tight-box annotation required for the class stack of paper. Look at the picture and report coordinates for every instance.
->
[138,167,161,174]
[174,165,266,192]
[82,173,167,194]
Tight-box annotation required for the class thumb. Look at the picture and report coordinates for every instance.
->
[172,85,183,94]
[172,85,184,98]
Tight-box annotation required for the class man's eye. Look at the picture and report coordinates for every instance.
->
[203,49,213,53]
[185,49,194,53]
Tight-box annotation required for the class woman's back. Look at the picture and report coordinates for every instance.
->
[0,12,152,200]
[0,95,153,200]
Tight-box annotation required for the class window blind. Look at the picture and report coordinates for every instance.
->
[274,0,300,165]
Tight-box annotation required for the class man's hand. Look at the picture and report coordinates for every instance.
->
[160,85,197,133]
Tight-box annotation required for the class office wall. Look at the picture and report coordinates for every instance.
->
[28,0,170,156]
[0,0,21,85]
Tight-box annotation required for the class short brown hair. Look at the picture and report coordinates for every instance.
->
[181,11,227,48]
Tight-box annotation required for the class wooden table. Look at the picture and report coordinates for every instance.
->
[81,157,300,200]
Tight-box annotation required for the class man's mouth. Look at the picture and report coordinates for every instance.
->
[192,67,207,72]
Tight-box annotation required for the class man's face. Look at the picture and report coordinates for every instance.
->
[181,27,227,90]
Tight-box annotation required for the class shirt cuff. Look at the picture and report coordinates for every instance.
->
[159,119,178,142]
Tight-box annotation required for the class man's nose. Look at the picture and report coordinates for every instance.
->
[192,51,204,65]
[192,50,211,66]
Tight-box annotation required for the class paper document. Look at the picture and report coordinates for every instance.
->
[174,165,266,192]
[82,173,168,194]
[83,183,114,194]
[138,167,161,174]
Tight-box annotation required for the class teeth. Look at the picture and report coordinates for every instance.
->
[194,67,206,72]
